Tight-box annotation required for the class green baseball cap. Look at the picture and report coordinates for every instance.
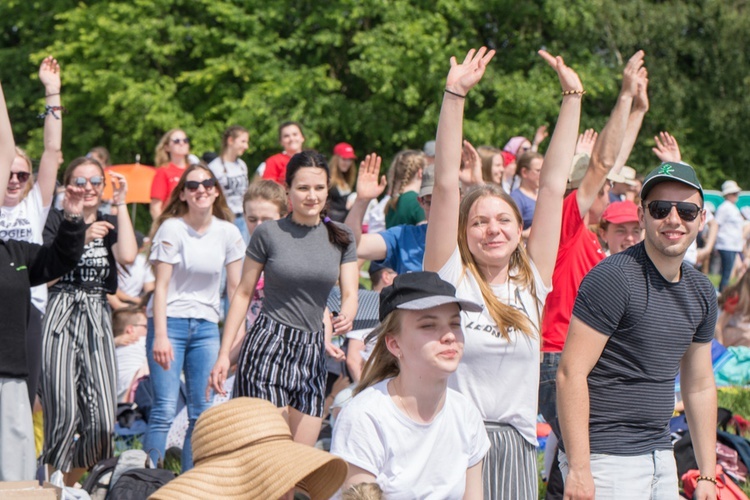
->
[640,162,703,202]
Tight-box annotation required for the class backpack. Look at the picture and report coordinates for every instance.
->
[81,456,119,500]
[106,468,176,500]
[681,464,750,500]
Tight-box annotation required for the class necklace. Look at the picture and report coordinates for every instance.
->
[393,378,417,422]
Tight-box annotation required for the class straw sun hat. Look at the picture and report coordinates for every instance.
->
[150,398,348,500]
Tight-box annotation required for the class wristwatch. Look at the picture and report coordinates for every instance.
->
[63,211,83,223]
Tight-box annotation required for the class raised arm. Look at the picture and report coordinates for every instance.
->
[424,47,495,272]
[0,81,15,200]
[109,172,138,265]
[577,51,645,215]
[652,131,682,163]
[38,56,63,207]
[343,154,389,260]
[525,51,583,285]
[611,73,649,173]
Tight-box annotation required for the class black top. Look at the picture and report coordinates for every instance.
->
[0,217,85,378]
[43,209,119,294]
[567,242,717,455]
[326,185,351,223]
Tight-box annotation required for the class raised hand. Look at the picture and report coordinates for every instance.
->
[85,221,114,245]
[355,153,386,201]
[538,50,583,93]
[652,131,682,163]
[459,139,484,187]
[575,129,598,156]
[533,125,549,147]
[620,50,645,98]
[110,172,128,205]
[445,47,496,96]
[633,68,649,113]
[61,185,85,216]
[39,56,61,93]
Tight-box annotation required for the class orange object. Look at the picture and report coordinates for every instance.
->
[537,422,552,438]
[101,164,156,204]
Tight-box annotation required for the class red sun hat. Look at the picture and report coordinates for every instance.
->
[333,142,356,159]
[601,200,640,224]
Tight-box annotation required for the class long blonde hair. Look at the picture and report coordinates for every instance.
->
[385,150,425,215]
[151,164,233,237]
[330,154,356,191]
[457,184,541,341]
[154,128,185,167]
[477,146,502,184]
[354,311,403,396]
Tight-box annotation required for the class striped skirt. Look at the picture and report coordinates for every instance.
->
[483,422,538,500]
[41,287,117,472]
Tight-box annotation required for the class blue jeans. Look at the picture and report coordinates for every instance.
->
[718,249,739,291]
[144,317,219,471]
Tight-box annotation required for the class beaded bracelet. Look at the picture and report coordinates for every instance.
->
[562,89,586,96]
[37,105,67,120]
[696,475,717,485]
[445,88,467,99]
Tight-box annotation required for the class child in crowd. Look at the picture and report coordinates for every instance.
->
[112,306,149,402]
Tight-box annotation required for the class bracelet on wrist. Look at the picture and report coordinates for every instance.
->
[562,89,586,96]
[45,92,61,97]
[63,211,83,223]
[696,475,717,485]
[37,105,67,120]
[114,202,127,207]
[444,88,467,99]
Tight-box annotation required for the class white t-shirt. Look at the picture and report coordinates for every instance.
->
[439,247,548,446]
[331,378,490,500]
[116,337,147,401]
[715,201,745,252]
[147,217,245,323]
[364,196,390,235]
[207,157,249,216]
[0,184,50,312]
[118,253,154,298]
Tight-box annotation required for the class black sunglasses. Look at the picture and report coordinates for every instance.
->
[73,176,104,187]
[645,200,702,222]
[9,171,31,182]
[171,137,190,145]
[185,178,217,192]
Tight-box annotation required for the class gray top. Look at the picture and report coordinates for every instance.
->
[569,242,717,456]
[246,216,357,331]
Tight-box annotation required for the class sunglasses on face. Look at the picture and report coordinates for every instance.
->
[645,200,702,222]
[72,176,104,188]
[185,178,217,192]
[171,137,190,145]
[9,171,31,183]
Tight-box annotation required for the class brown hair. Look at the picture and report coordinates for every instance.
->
[152,164,233,236]
[329,154,357,192]
[62,157,105,187]
[385,150,425,215]
[720,271,750,320]
[112,306,146,337]
[88,146,111,168]
[154,128,186,167]
[242,180,288,217]
[354,312,403,396]
[477,146,502,185]
[220,125,248,157]
[341,482,384,500]
[457,184,541,341]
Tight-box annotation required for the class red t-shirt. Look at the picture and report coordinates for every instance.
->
[150,163,185,203]
[261,153,292,185]
[541,190,605,352]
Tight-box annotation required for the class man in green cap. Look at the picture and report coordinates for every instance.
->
[557,161,718,499]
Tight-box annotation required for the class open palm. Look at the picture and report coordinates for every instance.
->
[538,50,583,92]
[39,56,61,90]
[446,47,496,96]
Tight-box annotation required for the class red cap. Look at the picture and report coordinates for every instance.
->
[500,151,515,166]
[601,201,640,224]
[333,142,356,159]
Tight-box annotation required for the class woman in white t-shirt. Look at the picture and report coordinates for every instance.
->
[207,125,250,243]
[145,165,245,471]
[331,272,490,499]
[2,57,63,405]
[423,48,582,498]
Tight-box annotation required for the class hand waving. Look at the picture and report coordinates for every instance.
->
[110,172,128,205]
[356,153,386,201]
[539,50,583,93]
[39,56,61,93]
[652,131,682,163]
[620,50,646,99]
[459,140,484,187]
[445,47,496,97]
[633,68,649,113]
[575,129,598,156]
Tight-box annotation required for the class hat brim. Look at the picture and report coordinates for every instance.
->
[723,188,742,196]
[150,439,348,500]
[603,214,640,224]
[397,295,483,314]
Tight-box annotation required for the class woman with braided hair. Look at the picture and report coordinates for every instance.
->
[384,150,426,228]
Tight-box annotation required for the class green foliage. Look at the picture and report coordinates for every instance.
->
[1,0,749,192]
[718,387,750,421]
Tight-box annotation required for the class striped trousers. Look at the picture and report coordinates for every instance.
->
[483,422,538,500]
[41,288,117,472]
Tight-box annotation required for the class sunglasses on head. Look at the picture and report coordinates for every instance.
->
[72,176,104,187]
[645,200,702,221]
[171,137,190,145]
[185,178,217,192]
[9,171,31,182]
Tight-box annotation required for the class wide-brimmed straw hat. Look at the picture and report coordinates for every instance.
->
[150,398,348,500]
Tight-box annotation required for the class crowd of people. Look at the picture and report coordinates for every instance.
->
[0,46,743,500]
